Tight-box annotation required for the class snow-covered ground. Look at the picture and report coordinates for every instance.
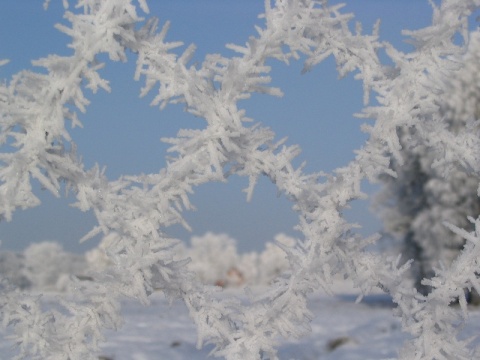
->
[98,293,401,360]
[2,282,480,360]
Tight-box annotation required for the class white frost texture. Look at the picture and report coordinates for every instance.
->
[2,0,480,359]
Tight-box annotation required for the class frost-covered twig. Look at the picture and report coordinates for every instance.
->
[2,0,480,359]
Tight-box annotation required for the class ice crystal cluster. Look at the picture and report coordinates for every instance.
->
[1,0,480,359]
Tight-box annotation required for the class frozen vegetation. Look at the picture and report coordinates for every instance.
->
[1,237,479,360]
[2,0,480,359]
[0,234,296,291]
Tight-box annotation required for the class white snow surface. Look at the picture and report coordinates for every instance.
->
[2,281,480,360]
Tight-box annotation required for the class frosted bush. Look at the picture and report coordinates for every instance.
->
[23,242,86,291]
[0,233,294,293]
[186,232,240,285]
[183,232,293,287]
[0,251,30,290]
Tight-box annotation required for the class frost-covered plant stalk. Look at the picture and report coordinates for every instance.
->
[2,0,480,359]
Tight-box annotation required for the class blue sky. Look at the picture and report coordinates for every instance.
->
[0,1,434,253]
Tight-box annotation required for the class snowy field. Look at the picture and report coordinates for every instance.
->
[2,282,480,360]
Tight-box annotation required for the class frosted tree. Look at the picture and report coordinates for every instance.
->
[375,29,480,297]
[22,242,86,291]
[0,251,30,290]
[1,0,480,359]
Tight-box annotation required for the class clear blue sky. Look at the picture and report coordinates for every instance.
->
[0,1,434,253]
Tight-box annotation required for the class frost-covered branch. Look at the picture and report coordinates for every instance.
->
[0,0,149,221]
[2,0,480,359]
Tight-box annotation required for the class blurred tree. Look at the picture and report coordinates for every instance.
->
[374,32,480,301]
